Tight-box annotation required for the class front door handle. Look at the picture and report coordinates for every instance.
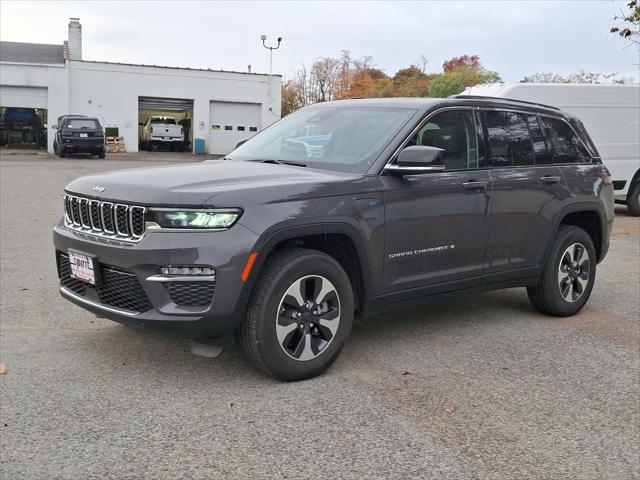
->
[540,175,561,185]
[462,181,488,191]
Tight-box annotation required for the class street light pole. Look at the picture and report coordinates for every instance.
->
[261,35,282,107]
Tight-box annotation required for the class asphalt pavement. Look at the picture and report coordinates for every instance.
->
[1,153,638,479]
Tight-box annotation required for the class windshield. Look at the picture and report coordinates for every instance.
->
[66,119,98,129]
[227,106,416,172]
[150,117,176,125]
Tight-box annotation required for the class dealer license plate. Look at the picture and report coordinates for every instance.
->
[80,133,88,138]
[68,251,95,284]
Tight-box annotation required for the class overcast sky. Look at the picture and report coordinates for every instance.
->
[1,1,639,83]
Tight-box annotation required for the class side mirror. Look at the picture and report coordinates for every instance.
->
[385,146,446,175]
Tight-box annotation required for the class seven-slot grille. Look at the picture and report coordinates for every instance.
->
[64,194,145,240]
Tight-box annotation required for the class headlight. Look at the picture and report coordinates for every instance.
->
[149,209,242,230]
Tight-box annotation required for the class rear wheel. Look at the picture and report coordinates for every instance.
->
[97,150,105,159]
[527,225,596,316]
[59,147,66,158]
[237,248,354,381]
[627,182,640,217]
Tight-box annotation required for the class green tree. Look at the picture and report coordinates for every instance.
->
[427,57,500,97]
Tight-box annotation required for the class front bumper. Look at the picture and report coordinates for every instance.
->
[53,220,259,337]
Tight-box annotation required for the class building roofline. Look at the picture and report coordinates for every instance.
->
[70,59,282,77]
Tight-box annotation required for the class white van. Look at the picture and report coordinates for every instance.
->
[461,83,640,215]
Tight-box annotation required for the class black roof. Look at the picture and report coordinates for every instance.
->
[0,41,65,64]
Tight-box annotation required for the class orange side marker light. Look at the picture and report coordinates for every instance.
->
[241,252,258,282]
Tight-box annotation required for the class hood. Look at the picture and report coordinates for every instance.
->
[65,160,374,207]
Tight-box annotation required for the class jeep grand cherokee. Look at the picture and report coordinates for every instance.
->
[53,97,614,380]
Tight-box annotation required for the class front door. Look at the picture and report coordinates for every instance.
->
[381,109,491,294]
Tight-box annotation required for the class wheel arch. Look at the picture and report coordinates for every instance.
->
[240,222,373,318]
[552,204,606,262]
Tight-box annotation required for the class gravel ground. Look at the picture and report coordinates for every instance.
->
[1,153,639,480]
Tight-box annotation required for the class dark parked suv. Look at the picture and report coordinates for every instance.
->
[53,97,614,380]
[53,115,106,158]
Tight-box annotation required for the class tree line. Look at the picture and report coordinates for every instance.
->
[281,51,635,116]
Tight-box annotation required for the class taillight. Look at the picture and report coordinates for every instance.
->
[150,126,154,134]
[599,170,612,185]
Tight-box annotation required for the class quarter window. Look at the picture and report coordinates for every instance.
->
[484,111,534,167]
[408,110,479,170]
[540,116,591,164]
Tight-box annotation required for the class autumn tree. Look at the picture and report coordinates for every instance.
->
[392,65,431,97]
[427,56,500,98]
[281,80,303,116]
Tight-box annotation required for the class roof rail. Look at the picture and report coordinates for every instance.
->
[449,95,561,111]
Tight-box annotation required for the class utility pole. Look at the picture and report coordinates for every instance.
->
[261,35,282,108]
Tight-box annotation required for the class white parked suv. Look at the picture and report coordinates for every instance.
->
[140,116,185,152]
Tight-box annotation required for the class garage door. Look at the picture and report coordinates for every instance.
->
[209,101,261,155]
[0,86,48,109]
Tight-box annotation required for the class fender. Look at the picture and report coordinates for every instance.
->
[235,221,377,313]
[544,200,609,263]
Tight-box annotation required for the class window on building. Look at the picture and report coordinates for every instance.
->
[484,111,534,167]
[540,116,591,164]
[249,126,258,132]
[224,125,233,131]
[407,110,479,170]
[237,126,246,131]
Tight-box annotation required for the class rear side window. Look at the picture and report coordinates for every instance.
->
[540,116,591,164]
[484,111,534,167]
[409,110,479,170]
[526,115,552,165]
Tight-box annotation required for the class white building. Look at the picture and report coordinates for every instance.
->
[0,18,281,155]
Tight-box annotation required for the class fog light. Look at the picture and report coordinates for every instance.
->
[159,266,216,276]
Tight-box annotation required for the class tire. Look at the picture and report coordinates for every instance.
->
[527,225,596,317]
[59,148,66,158]
[626,181,640,217]
[237,248,354,381]
[97,150,105,159]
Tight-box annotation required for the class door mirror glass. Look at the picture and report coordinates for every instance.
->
[385,146,446,175]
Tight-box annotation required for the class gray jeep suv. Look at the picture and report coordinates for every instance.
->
[53,97,614,380]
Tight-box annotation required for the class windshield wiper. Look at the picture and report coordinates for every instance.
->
[258,159,307,167]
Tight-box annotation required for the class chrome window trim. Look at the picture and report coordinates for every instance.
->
[383,105,599,173]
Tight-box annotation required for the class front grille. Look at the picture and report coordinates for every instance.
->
[64,194,145,241]
[57,252,153,313]
[164,282,215,307]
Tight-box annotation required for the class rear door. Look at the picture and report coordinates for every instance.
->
[381,108,491,293]
[482,110,569,280]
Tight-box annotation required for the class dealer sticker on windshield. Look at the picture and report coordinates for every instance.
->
[68,251,95,284]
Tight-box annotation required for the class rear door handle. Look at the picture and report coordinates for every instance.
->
[462,181,488,191]
[540,175,561,185]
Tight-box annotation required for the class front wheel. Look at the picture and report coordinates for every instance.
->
[237,248,354,381]
[527,225,596,317]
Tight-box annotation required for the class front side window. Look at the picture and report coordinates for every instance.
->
[540,116,591,164]
[484,111,534,167]
[408,110,479,170]
[228,106,416,173]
